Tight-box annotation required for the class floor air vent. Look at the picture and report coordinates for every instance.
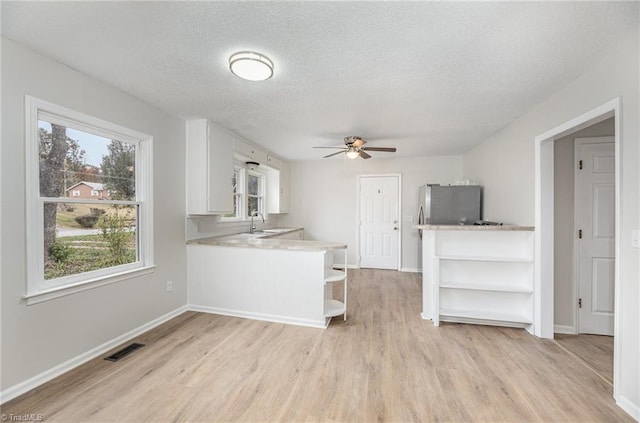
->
[104,343,145,362]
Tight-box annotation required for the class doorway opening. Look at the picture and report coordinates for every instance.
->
[553,121,615,385]
[534,98,621,399]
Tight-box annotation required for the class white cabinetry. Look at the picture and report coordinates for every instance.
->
[267,159,290,214]
[422,228,534,329]
[186,119,234,215]
[266,153,282,169]
[188,242,347,328]
[234,137,268,164]
[278,161,290,213]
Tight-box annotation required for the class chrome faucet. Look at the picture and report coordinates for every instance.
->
[250,210,264,234]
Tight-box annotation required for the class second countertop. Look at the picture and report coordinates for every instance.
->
[188,228,347,251]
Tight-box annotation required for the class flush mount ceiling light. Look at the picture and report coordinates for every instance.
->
[229,51,274,81]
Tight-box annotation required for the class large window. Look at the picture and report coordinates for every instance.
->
[221,165,265,221]
[25,96,154,303]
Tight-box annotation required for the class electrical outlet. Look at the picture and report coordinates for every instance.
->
[632,230,640,249]
[166,280,173,292]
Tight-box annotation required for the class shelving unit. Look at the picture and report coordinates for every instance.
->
[323,249,348,322]
[423,228,535,329]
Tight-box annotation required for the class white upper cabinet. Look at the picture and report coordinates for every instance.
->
[267,158,290,214]
[234,137,268,164]
[278,160,290,213]
[186,119,234,215]
[266,153,282,170]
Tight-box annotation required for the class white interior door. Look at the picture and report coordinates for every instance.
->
[359,175,400,269]
[575,137,615,336]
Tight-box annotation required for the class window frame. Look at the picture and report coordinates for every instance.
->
[219,166,244,222]
[245,170,265,218]
[219,164,266,223]
[24,96,154,304]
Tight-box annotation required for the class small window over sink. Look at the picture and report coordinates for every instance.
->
[220,166,265,221]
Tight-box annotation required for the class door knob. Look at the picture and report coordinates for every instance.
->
[393,227,398,230]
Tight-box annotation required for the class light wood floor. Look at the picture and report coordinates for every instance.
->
[2,269,632,422]
[554,333,614,385]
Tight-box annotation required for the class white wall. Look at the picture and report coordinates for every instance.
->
[463,29,639,417]
[553,118,614,330]
[279,156,463,271]
[1,38,187,391]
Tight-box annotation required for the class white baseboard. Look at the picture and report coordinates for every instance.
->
[616,394,640,421]
[554,324,576,334]
[400,267,420,273]
[0,305,189,405]
[189,304,328,329]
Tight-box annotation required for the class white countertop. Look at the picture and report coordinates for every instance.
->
[415,224,534,231]
[188,228,347,251]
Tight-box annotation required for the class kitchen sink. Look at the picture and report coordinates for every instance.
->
[217,233,264,241]
[260,228,295,234]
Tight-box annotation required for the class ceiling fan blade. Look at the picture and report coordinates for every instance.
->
[323,151,345,159]
[361,147,396,152]
[359,150,372,159]
[313,146,345,149]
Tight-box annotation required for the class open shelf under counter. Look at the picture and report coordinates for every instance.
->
[325,268,346,283]
[434,229,534,261]
[439,309,534,325]
[438,255,533,263]
[422,226,535,329]
[439,283,533,294]
[324,299,346,318]
[323,248,348,322]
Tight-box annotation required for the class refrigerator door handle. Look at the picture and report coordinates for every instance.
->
[418,206,424,240]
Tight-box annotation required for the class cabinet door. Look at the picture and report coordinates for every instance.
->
[279,161,290,213]
[186,119,208,214]
[267,154,282,170]
[207,123,234,213]
[234,137,254,159]
[234,137,268,164]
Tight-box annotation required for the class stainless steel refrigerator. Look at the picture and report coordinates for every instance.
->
[417,185,482,260]
[418,184,482,226]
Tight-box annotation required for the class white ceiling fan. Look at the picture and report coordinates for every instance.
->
[313,136,396,159]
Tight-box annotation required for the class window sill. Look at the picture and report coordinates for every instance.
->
[23,265,156,305]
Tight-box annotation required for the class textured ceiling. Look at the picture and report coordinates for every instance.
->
[2,2,637,160]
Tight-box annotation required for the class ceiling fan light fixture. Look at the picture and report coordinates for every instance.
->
[229,51,274,81]
[346,147,360,159]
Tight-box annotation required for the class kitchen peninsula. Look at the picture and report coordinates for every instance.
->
[417,224,534,330]
[188,228,347,328]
